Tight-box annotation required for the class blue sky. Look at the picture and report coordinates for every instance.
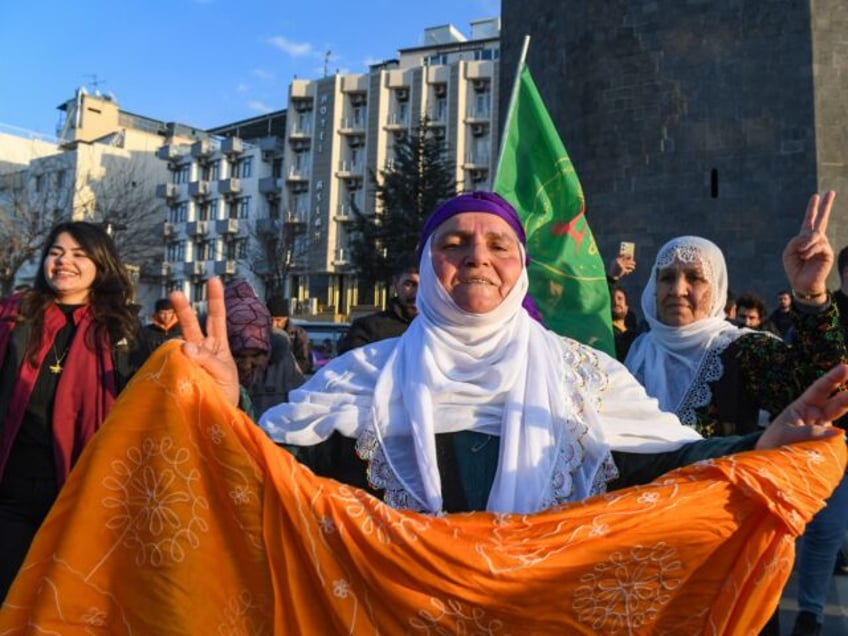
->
[0,0,499,138]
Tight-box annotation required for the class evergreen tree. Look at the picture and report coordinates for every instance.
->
[350,119,456,288]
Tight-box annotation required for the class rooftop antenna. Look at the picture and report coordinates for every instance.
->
[84,73,105,94]
[323,50,331,77]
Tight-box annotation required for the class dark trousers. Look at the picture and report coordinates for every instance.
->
[0,473,57,603]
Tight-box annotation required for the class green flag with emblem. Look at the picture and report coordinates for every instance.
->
[494,63,614,356]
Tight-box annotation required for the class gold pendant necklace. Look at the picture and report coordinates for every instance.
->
[49,343,69,374]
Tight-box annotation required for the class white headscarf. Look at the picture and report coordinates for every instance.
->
[262,217,701,514]
[624,236,748,424]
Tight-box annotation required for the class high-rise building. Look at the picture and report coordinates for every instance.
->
[273,17,501,316]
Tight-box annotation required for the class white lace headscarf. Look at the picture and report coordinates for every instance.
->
[624,236,747,423]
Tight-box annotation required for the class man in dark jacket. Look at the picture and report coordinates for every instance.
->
[143,298,182,350]
[338,262,418,354]
[266,298,313,375]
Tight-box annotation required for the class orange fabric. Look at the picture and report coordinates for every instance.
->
[1,341,844,635]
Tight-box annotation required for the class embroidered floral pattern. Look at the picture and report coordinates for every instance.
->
[358,338,616,513]
[101,436,209,567]
[572,542,683,632]
[409,598,506,634]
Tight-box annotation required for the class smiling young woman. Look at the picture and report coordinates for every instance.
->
[0,221,151,603]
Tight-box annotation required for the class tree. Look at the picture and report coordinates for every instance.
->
[76,156,167,282]
[349,118,456,288]
[0,169,60,296]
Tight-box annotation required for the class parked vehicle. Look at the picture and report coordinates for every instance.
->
[291,319,350,370]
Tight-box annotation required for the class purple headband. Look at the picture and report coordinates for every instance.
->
[418,191,544,324]
[419,191,527,251]
[225,279,271,355]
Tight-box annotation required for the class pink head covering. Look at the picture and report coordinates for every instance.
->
[224,279,271,355]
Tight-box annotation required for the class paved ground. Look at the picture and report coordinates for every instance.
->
[778,568,848,635]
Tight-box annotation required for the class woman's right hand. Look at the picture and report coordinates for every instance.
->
[782,191,836,306]
[170,278,240,406]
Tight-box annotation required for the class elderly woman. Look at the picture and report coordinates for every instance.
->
[2,193,846,634]
[625,192,844,438]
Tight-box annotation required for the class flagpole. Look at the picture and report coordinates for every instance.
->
[495,35,531,175]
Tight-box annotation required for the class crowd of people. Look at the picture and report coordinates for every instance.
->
[0,191,846,634]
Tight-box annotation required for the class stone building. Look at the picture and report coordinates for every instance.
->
[499,0,848,304]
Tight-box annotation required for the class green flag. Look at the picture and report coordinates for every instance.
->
[494,64,614,356]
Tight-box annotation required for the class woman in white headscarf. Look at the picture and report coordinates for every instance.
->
[625,192,845,438]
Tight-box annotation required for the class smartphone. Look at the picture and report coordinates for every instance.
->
[619,241,635,259]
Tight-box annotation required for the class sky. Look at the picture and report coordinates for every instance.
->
[0,0,500,139]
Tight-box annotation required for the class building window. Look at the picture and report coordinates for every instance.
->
[240,156,253,178]
[35,174,44,192]
[173,164,190,185]
[238,196,251,219]
[171,201,188,223]
[195,240,213,261]
[55,170,66,190]
[473,48,498,61]
[710,169,719,198]
[192,283,207,303]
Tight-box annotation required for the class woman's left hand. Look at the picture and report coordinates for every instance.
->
[756,363,848,450]
[782,191,836,304]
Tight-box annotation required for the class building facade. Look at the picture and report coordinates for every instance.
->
[152,18,501,318]
[0,88,194,308]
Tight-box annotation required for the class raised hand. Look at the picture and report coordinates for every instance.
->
[607,255,636,281]
[756,363,848,450]
[170,277,240,406]
[782,191,836,305]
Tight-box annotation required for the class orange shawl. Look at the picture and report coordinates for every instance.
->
[1,341,844,635]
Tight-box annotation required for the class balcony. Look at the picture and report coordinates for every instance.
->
[333,248,352,267]
[284,211,307,226]
[221,137,244,156]
[259,176,282,197]
[290,96,313,112]
[286,166,310,182]
[190,140,216,161]
[289,125,312,139]
[215,218,240,235]
[188,180,210,199]
[156,183,178,201]
[184,260,208,278]
[339,116,366,134]
[259,137,284,161]
[384,113,409,130]
[156,144,180,162]
[214,259,238,276]
[335,205,356,222]
[186,220,210,237]
[218,177,241,197]
[255,217,282,235]
[463,153,491,169]
[465,108,492,123]
[336,160,363,178]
